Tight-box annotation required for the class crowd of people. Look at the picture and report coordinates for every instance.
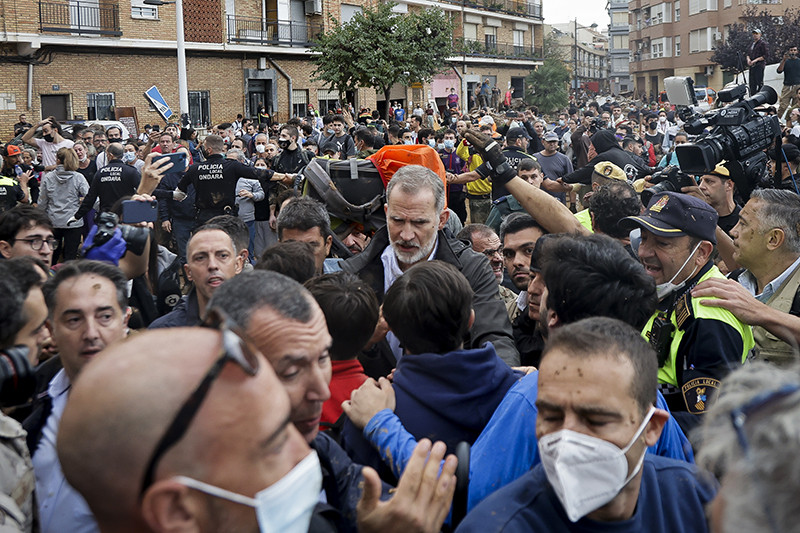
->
[0,80,799,533]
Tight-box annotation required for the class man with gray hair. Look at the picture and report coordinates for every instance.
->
[277,196,339,274]
[692,189,800,365]
[72,142,140,220]
[343,164,519,373]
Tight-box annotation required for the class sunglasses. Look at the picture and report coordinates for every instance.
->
[138,308,260,498]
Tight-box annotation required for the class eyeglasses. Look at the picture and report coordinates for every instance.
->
[139,308,260,498]
[15,236,57,251]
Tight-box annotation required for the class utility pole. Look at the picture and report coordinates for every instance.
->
[573,18,578,93]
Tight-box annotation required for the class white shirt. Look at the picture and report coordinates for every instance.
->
[739,255,800,303]
[380,238,439,360]
[34,137,74,168]
[33,369,99,533]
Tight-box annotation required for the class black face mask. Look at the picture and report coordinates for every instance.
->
[648,122,657,130]
[277,139,291,149]
[43,133,54,143]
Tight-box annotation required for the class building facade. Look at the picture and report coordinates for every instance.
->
[0,0,543,137]
[628,0,784,100]
[549,22,609,94]
[607,0,632,95]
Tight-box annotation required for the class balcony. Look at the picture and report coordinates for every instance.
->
[454,39,543,60]
[39,0,121,36]
[226,15,322,47]
[437,0,543,19]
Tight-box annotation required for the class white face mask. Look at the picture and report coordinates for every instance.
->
[173,451,322,533]
[655,241,702,300]
[659,116,667,123]
[255,144,266,154]
[538,406,655,523]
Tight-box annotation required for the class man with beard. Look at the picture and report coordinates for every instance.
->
[342,165,519,372]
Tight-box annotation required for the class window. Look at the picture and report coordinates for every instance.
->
[87,92,114,120]
[131,0,158,19]
[613,35,629,49]
[612,12,628,26]
[464,23,478,42]
[340,4,362,24]
[317,89,339,115]
[674,0,680,20]
[188,91,210,128]
[724,0,731,6]
[675,35,681,56]
[688,0,716,15]
[292,90,308,118]
[513,29,524,54]
[690,28,713,52]
[484,27,497,51]
[651,37,671,58]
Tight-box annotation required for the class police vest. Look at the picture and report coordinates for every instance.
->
[643,266,754,406]
[574,209,594,233]
[752,262,800,366]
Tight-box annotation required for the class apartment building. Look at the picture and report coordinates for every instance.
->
[628,0,784,100]
[550,22,609,93]
[607,0,632,95]
[0,0,543,136]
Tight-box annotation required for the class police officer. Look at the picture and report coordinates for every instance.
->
[177,135,293,227]
[73,143,140,220]
[621,192,754,436]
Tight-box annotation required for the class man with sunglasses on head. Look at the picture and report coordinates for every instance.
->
[23,260,131,533]
[55,312,457,533]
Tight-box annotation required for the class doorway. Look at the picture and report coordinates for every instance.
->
[41,95,70,122]
[247,79,272,120]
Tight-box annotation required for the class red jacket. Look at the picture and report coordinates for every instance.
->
[321,359,369,425]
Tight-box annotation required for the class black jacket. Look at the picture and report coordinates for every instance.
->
[563,129,653,184]
[341,227,520,370]
[74,159,140,219]
[178,153,272,210]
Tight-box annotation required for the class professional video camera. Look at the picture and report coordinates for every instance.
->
[641,165,697,205]
[663,76,781,201]
[588,116,606,134]
[0,346,35,408]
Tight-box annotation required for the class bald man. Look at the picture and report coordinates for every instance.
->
[57,327,457,533]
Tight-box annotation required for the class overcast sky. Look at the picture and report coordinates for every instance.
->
[543,1,610,28]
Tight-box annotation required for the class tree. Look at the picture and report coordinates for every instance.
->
[525,58,571,114]
[312,2,453,119]
[712,7,800,72]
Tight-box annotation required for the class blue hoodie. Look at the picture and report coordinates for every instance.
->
[342,343,521,476]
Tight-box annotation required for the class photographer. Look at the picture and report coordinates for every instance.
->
[562,129,655,185]
[0,259,48,533]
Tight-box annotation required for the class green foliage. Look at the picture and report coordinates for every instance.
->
[712,7,800,71]
[525,58,570,114]
[312,2,453,118]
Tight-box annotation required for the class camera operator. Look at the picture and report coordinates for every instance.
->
[692,189,800,367]
[0,259,49,533]
[570,112,595,168]
[622,135,660,176]
[679,163,741,236]
[562,129,656,185]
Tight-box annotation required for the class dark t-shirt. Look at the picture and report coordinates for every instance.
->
[782,57,800,86]
[718,203,741,237]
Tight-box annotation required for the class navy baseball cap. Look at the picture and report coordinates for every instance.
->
[506,127,531,142]
[622,191,718,244]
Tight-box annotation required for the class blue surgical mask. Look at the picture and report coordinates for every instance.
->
[443,139,455,150]
[122,152,136,163]
[559,119,565,126]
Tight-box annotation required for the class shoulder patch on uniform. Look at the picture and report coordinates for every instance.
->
[681,377,720,414]
[674,293,694,330]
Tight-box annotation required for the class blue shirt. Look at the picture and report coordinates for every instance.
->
[456,456,716,533]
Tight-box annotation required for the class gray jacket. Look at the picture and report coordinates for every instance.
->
[0,413,37,532]
[235,177,265,223]
[38,166,89,228]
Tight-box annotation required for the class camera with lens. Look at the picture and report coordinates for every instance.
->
[664,76,781,201]
[641,165,697,205]
[91,212,149,256]
[0,346,35,409]
[588,116,606,134]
